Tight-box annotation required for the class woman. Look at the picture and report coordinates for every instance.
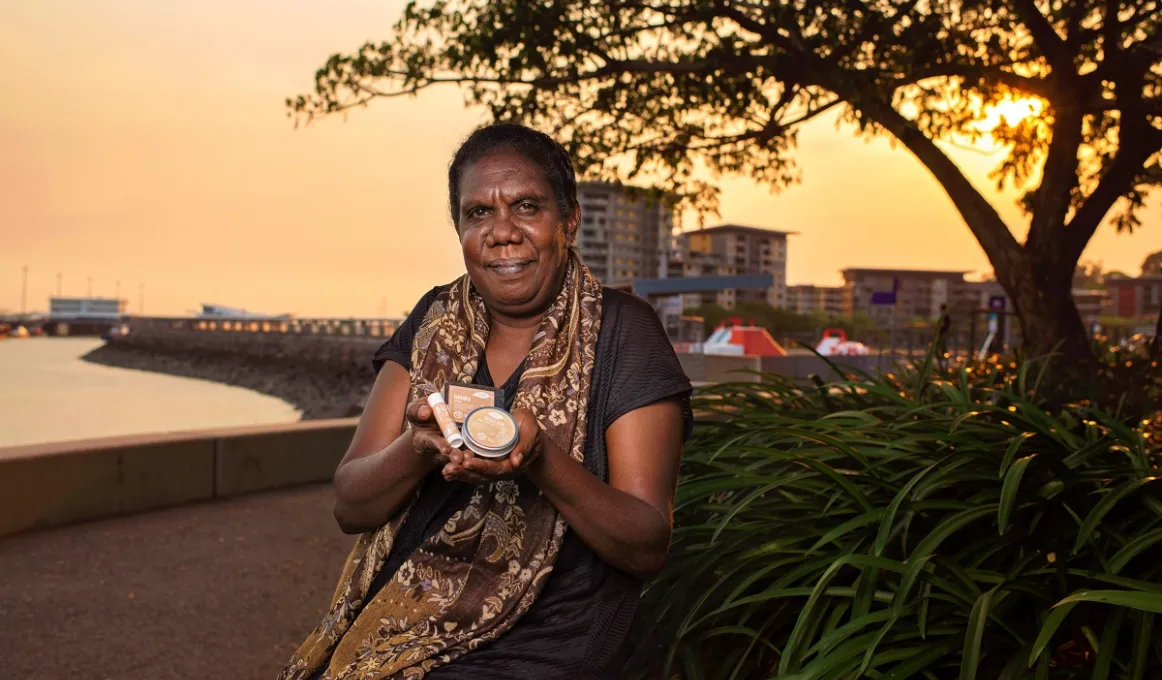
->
[281,123,692,680]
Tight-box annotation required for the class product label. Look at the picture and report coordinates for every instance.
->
[446,383,499,423]
[464,408,517,449]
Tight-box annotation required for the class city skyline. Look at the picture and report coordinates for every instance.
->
[2,0,1158,318]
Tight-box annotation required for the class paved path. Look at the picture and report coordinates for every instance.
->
[0,485,354,679]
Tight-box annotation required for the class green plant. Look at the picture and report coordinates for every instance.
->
[629,354,1161,679]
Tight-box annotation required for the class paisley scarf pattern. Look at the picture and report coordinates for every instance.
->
[279,251,603,680]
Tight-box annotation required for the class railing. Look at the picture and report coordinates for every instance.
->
[126,316,402,339]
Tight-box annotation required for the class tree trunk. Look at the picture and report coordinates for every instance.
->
[1152,296,1162,361]
[995,252,1102,391]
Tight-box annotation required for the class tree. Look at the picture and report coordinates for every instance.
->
[290,0,1162,374]
[1143,248,1162,275]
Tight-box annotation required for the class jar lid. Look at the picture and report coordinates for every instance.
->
[462,406,519,453]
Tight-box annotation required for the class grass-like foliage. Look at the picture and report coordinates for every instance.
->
[630,351,1161,679]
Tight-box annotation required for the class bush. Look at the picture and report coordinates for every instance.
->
[630,354,1162,679]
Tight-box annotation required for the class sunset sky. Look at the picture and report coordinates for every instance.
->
[2,0,1158,318]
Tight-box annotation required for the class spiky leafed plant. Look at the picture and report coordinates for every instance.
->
[629,354,1161,679]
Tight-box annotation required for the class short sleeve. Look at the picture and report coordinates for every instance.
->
[372,286,444,373]
[598,290,694,441]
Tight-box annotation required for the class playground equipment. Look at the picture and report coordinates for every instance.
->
[698,317,789,357]
[815,328,871,357]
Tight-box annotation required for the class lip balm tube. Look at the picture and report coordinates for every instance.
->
[427,392,464,448]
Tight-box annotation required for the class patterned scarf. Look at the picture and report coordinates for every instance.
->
[279,251,603,680]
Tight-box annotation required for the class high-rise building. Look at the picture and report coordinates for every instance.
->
[787,285,846,317]
[575,182,676,287]
[669,224,792,309]
[841,268,974,322]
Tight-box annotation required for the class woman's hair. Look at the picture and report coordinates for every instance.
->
[447,123,578,226]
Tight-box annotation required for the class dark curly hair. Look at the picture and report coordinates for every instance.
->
[447,123,578,226]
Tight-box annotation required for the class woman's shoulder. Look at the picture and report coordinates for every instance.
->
[410,284,453,318]
[599,287,666,332]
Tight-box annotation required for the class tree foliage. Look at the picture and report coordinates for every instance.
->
[1143,248,1162,275]
[290,0,1162,362]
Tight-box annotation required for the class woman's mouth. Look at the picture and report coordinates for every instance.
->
[487,259,533,276]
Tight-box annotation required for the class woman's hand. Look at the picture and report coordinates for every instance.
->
[404,398,459,466]
[441,408,542,484]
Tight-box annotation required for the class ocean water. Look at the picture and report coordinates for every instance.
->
[0,337,301,450]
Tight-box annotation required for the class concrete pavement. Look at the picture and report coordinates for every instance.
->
[0,484,353,679]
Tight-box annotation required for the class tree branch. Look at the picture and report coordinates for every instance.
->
[852,93,1024,277]
[1013,0,1070,70]
[1064,131,1162,267]
[1025,99,1084,262]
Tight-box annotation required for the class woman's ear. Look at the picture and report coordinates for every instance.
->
[563,204,580,246]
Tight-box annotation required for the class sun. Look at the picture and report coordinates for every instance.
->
[979,96,1045,131]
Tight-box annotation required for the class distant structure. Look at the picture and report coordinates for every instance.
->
[575,182,675,287]
[198,304,291,320]
[668,224,793,310]
[1104,275,1162,319]
[841,268,974,321]
[46,296,127,336]
[787,284,846,318]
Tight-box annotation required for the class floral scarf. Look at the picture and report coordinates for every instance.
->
[279,251,602,680]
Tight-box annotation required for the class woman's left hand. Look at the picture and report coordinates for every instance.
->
[441,408,543,484]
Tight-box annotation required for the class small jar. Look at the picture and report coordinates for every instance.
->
[461,406,519,459]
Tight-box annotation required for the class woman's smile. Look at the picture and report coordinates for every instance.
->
[486,257,535,277]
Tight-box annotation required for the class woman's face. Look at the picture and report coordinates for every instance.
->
[456,148,577,320]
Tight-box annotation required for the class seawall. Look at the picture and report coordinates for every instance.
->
[84,325,385,419]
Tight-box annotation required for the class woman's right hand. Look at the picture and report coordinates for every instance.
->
[404,398,461,467]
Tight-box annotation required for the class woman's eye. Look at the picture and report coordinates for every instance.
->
[468,207,488,218]
[517,202,537,212]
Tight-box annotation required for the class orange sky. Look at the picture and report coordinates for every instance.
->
[1,0,1158,318]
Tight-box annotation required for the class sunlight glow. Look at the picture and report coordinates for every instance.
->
[979,97,1045,132]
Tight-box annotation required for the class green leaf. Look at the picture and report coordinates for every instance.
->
[1056,589,1162,614]
[910,505,996,562]
[875,461,939,556]
[960,588,995,680]
[1109,527,1162,574]
[880,640,959,679]
[1074,479,1157,555]
[1029,602,1080,667]
[1093,607,1126,680]
[1130,612,1154,680]
[997,454,1036,534]
[998,431,1035,477]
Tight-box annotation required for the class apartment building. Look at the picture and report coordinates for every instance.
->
[1105,275,1162,318]
[668,224,792,310]
[842,268,974,322]
[787,284,846,317]
[575,182,675,287]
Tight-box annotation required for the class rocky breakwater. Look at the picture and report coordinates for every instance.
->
[83,324,386,419]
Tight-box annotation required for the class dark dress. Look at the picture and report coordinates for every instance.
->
[317,286,692,680]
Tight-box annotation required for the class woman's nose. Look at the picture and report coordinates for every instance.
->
[488,210,522,245]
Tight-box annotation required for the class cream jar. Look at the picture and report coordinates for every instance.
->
[461,406,519,459]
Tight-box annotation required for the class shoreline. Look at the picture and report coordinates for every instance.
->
[81,342,372,420]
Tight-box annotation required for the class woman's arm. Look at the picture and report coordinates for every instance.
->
[525,399,685,579]
[331,362,454,534]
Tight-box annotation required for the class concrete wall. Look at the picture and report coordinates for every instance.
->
[677,352,903,383]
[0,419,356,539]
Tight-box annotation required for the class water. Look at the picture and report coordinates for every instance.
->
[0,337,301,450]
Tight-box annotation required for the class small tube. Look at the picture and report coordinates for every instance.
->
[427,392,464,449]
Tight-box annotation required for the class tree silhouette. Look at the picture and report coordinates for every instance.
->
[1143,249,1162,276]
[290,0,1162,370]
